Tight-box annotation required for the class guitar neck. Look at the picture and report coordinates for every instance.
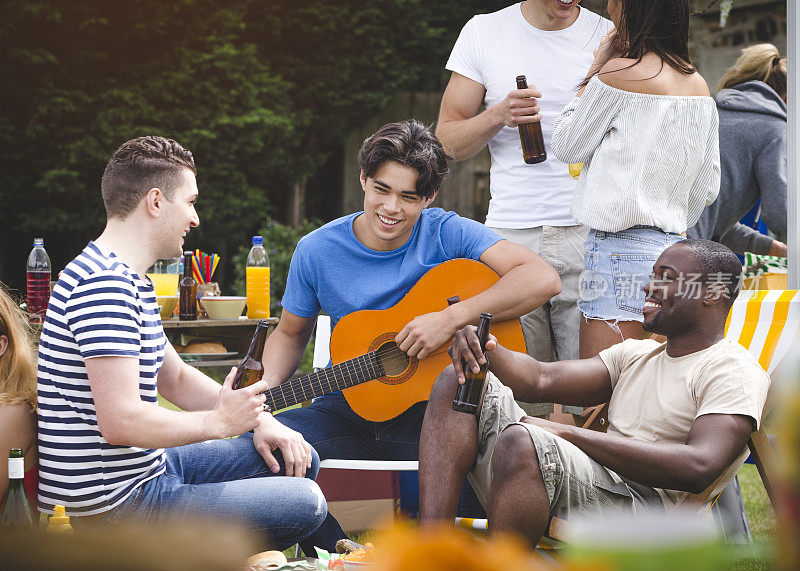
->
[264,352,384,412]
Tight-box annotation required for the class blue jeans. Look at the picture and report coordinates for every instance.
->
[276,392,486,552]
[92,433,327,550]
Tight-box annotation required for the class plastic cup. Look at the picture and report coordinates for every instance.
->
[146,258,180,297]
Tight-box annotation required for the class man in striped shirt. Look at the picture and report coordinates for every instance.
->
[37,136,326,548]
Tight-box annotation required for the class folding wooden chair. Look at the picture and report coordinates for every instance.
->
[458,290,799,543]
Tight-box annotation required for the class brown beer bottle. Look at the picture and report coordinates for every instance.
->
[232,320,269,389]
[453,313,492,415]
[516,75,547,164]
[179,251,197,321]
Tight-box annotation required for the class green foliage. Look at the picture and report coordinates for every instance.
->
[232,218,322,315]
[0,0,511,290]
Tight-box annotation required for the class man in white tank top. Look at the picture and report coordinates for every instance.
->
[437,1,611,411]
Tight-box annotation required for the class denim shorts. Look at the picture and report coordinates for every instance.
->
[578,227,683,322]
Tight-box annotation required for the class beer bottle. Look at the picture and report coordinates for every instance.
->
[453,313,492,415]
[232,320,269,389]
[179,251,197,321]
[516,75,547,164]
[0,449,36,529]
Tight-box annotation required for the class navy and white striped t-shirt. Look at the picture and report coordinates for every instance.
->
[37,242,166,516]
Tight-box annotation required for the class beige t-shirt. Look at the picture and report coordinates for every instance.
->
[598,338,770,503]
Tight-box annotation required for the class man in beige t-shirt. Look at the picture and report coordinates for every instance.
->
[417,240,770,547]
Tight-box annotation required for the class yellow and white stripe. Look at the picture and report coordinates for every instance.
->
[724,290,800,374]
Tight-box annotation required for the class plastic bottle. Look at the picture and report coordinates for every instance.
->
[47,504,73,534]
[246,236,270,319]
[26,237,51,322]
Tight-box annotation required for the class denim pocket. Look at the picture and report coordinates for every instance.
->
[610,254,657,314]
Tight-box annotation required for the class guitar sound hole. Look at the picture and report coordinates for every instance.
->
[375,341,410,377]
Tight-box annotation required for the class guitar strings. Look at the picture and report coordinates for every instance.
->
[269,345,407,408]
[266,338,463,409]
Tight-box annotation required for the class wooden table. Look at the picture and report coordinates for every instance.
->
[32,316,279,370]
[162,316,279,368]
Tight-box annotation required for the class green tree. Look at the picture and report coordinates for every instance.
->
[0,0,510,291]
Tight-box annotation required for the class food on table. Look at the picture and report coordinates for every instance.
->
[244,550,287,570]
[328,542,375,568]
[174,341,227,354]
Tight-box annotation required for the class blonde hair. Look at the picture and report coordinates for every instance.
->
[0,283,37,409]
[718,43,787,98]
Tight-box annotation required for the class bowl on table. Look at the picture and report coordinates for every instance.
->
[200,296,247,320]
[157,295,179,320]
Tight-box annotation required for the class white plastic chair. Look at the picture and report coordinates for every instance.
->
[312,314,419,482]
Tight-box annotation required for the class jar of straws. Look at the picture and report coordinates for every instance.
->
[189,250,221,317]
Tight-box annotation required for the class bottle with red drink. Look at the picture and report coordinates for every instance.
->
[26,238,51,323]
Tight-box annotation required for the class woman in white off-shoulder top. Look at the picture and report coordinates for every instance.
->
[551,0,720,358]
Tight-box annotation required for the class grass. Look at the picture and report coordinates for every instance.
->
[732,464,777,570]
[738,463,776,544]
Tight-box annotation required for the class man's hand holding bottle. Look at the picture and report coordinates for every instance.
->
[493,85,543,129]
[448,323,497,385]
[211,366,268,437]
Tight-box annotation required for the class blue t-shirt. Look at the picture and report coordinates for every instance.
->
[281,208,502,330]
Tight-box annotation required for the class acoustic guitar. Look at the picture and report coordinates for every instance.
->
[264,258,526,421]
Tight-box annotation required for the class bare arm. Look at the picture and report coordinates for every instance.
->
[396,240,560,359]
[254,312,318,476]
[448,326,612,406]
[260,310,317,389]
[436,72,541,161]
[156,342,227,411]
[466,240,560,323]
[87,356,267,448]
[524,413,754,494]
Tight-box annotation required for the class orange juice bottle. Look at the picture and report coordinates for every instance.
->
[246,235,270,318]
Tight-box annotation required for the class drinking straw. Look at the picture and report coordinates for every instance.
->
[211,254,220,281]
[193,250,204,284]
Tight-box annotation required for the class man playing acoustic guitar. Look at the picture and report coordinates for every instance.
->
[261,119,561,551]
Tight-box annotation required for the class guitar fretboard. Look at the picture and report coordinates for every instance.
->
[264,352,384,412]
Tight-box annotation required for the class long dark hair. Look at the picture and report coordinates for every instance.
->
[582,0,695,87]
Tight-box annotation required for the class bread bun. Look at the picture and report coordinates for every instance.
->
[183,341,227,354]
[245,550,287,570]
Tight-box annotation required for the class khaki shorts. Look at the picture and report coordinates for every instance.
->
[488,225,588,416]
[467,374,659,521]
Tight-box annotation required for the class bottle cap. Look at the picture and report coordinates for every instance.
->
[33,238,44,246]
[252,236,263,246]
[49,504,71,525]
